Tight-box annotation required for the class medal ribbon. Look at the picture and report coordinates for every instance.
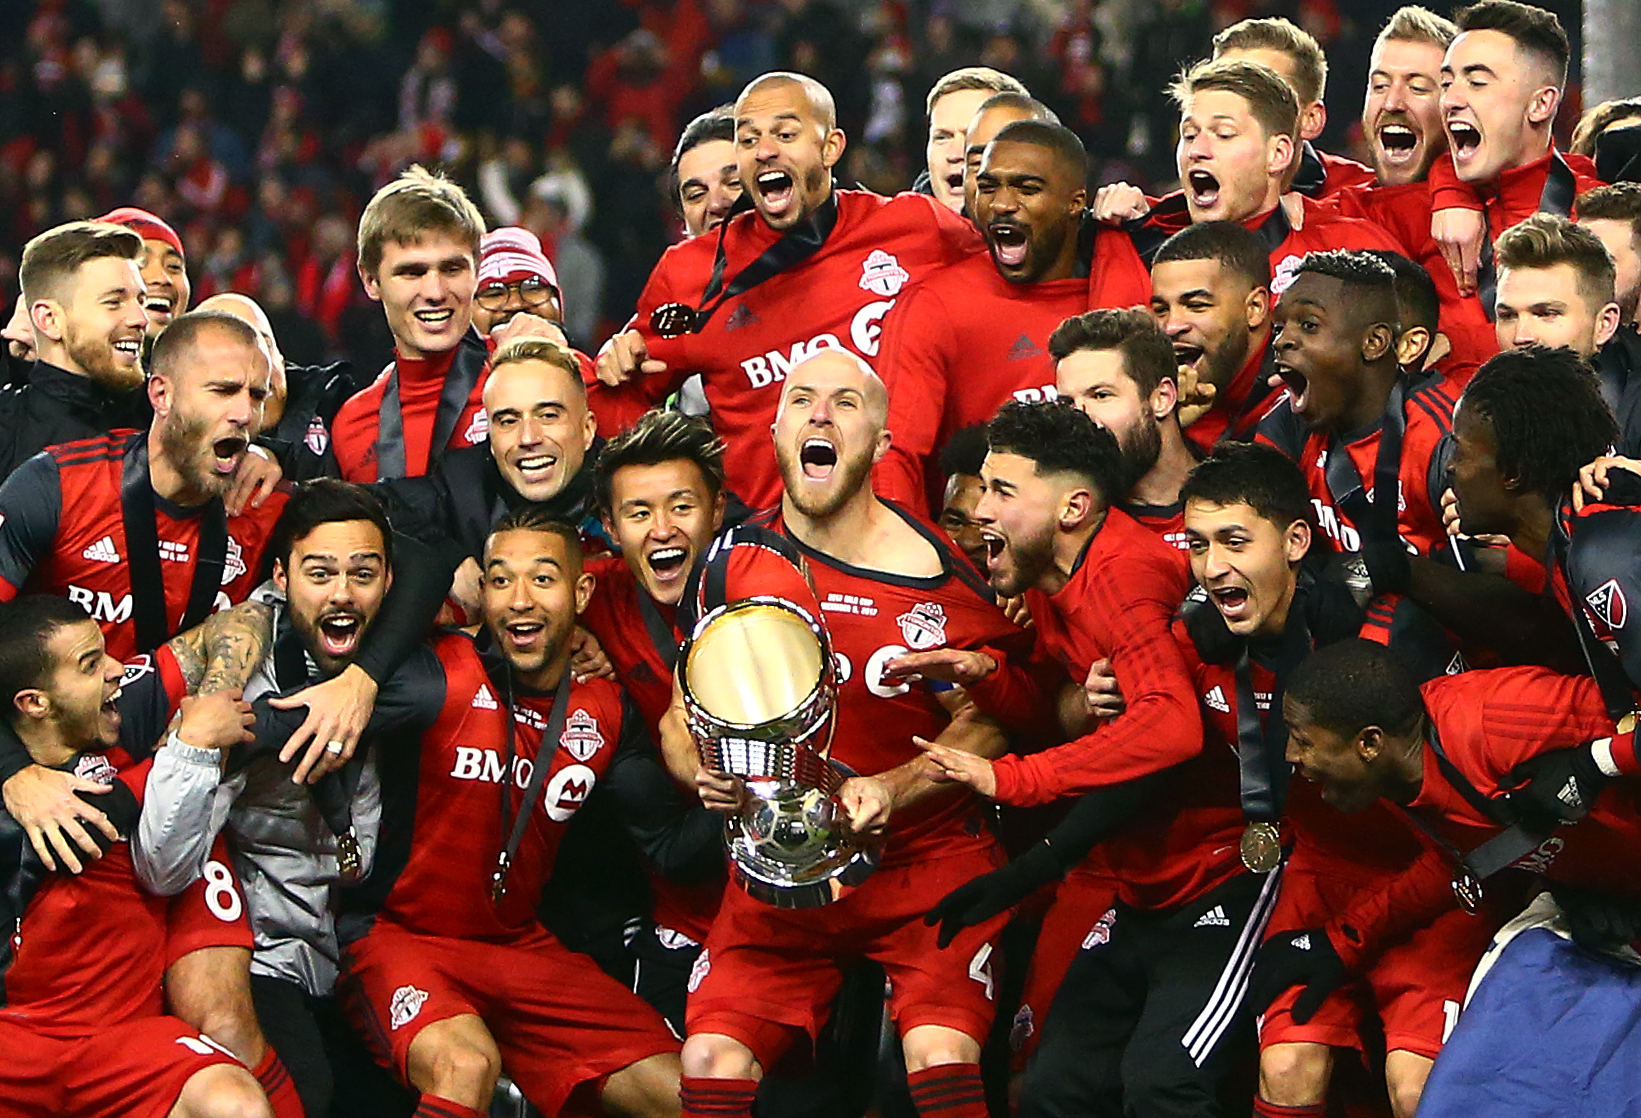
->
[120,434,230,654]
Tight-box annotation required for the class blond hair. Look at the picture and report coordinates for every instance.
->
[1212,17,1327,106]
[1376,6,1459,53]
[1170,58,1300,141]
[924,67,1028,118]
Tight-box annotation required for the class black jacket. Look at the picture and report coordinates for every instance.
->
[0,362,146,479]
[255,361,360,482]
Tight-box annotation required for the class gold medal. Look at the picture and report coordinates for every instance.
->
[649,303,697,338]
[1452,870,1484,914]
[336,829,361,882]
[1240,821,1282,873]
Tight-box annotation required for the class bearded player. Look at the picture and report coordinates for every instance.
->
[678,348,1033,1118]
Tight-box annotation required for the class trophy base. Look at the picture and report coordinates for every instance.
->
[726,782,880,909]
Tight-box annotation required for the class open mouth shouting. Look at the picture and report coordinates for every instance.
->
[1172,341,1206,372]
[944,169,966,197]
[502,616,549,658]
[1208,582,1253,625]
[978,528,1007,574]
[212,435,248,475]
[645,544,690,586]
[1275,361,1310,415]
[1446,119,1482,168]
[799,436,838,482]
[316,610,365,659]
[145,293,176,324]
[1186,168,1222,212]
[1375,116,1421,169]
[755,168,797,218]
[987,222,1030,270]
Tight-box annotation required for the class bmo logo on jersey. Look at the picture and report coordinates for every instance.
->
[66,585,133,624]
[1308,500,1362,552]
[1011,384,1058,405]
[739,302,898,387]
[449,747,599,823]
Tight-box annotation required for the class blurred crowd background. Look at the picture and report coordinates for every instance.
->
[0,0,1584,377]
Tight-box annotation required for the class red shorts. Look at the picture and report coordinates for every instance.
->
[165,841,254,965]
[685,847,1008,1070]
[0,1015,243,1118]
[1009,867,1119,1070]
[1258,866,1499,1060]
[342,924,679,1117]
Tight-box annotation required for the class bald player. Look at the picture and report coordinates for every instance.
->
[679,348,1032,1118]
[597,71,980,509]
[876,119,1096,508]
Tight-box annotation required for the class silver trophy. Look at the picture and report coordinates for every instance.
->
[681,596,879,908]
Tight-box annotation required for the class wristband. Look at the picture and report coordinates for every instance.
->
[165,732,222,766]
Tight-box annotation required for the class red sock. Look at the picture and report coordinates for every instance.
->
[1253,1099,1327,1118]
[413,1097,483,1118]
[680,1074,758,1117]
[907,1063,988,1118]
[249,1049,305,1118]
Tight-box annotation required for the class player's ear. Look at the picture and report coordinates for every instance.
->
[1061,484,1096,528]
[358,261,383,303]
[1362,322,1395,364]
[573,570,595,616]
[1245,285,1271,330]
[13,687,50,722]
[271,558,288,595]
[29,299,65,344]
[872,424,891,465]
[147,369,171,415]
[1283,518,1311,563]
[1526,83,1559,126]
[1395,324,1432,370]
[710,488,727,532]
[1355,724,1385,762]
[821,127,847,171]
[1153,376,1179,421]
[1596,302,1622,349]
[1266,133,1295,181]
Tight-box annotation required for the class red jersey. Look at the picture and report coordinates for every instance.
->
[1414,667,1641,894]
[873,253,1089,507]
[1257,373,1456,559]
[753,503,1028,868]
[990,508,1199,807]
[1121,497,1192,556]
[1308,147,1377,198]
[1184,337,1281,453]
[342,632,640,943]
[627,190,981,507]
[0,431,286,660]
[333,330,493,482]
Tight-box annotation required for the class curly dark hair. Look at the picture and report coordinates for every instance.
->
[1460,346,1617,499]
[985,398,1126,502]
[1152,220,1272,289]
[1286,638,1425,740]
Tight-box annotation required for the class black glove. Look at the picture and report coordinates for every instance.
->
[1504,746,1608,831]
[1361,534,1413,597]
[1551,882,1641,953]
[1248,927,1348,1025]
[925,841,1061,949]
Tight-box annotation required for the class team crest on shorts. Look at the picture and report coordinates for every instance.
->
[389,985,428,1030]
[1081,906,1117,950]
[305,416,330,456]
[561,709,605,761]
[859,250,909,298]
[896,602,947,650]
[687,948,712,993]
[1586,578,1627,631]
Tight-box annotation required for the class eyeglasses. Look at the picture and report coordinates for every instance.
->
[475,277,557,311]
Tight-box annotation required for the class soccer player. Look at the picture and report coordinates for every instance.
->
[0,596,274,1118]
[960,92,1060,220]
[1088,59,1399,313]
[1051,308,1197,553]
[331,167,557,483]
[101,205,192,339]
[594,71,978,509]
[1366,249,1456,380]
[338,510,711,1118]
[198,292,358,483]
[934,425,991,573]
[1492,214,1640,450]
[376,337,604,559]
[472,227,565,337]
[1359,8,1457,187]
[672,107,741,238]
[0,221,150,476]
[1211,17,1376,198]
[1256,252,1459,600]
[875,119,1093,506]
[919,67,1028,213]
[1577,182,1641,328]
[1148,221,1281,450]
[678,349,1028,1118]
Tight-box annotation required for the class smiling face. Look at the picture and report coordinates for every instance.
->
[677,137,743,236]
[1055,347,1166,489]
[41,254,149,390]
[153,328,271,499]
[137,237,190,336]
[1177,89,1292,224]
[275,518,391,676]
[972,450,1076,597]
[25,619,126,750]
[1364,37,1449,185]
[485,358,597,504]
[927,88,994,213]
[1494,263,1618,357]
[772,350,888,520]
[1150,257,1266,393]
[1271,272,1378,432]
[736,79,845,232]
[1283,697,1389,812]
[483,526,593,687]
[1440,29,1559,184]
[1184,498,1307,636]
[973,139,1086,285]
[361,233,477,360]
[605,459,725,606]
